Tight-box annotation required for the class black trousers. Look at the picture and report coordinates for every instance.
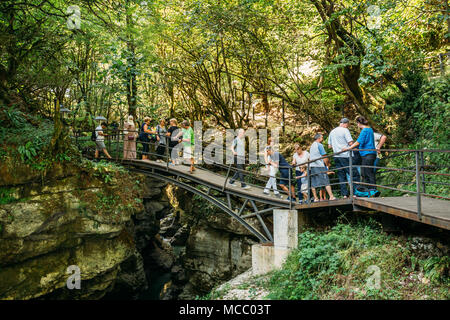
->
[230,156,246,187]
[361,153,377,190]
[156,144,166,159]
[334,157,360,197]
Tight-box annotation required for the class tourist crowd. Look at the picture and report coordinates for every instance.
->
[94,115,386,202]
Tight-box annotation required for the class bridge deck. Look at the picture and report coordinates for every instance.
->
[126,159,450,231]
[354,197,450,230]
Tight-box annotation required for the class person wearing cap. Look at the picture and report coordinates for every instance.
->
[328,118,360,198]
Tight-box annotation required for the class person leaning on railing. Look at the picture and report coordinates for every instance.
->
[342,116,378,194]
[328,117,360,198]
[167,118,180,166]
[139,116,156,161]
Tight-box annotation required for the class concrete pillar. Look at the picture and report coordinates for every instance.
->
[273,209,298,249]
[252,209,298,275]
[252,244,274,276]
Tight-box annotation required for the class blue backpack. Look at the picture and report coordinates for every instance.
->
[354,187,380,198]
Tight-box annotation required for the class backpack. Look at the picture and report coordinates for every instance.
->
[354,186,380,198]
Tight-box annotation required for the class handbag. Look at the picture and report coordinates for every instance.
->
[128,134,135,141]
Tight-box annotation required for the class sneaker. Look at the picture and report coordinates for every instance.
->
[229,182,236,187]
[298,199,303,204]
[263,191,270,195]
[241,185,251,190]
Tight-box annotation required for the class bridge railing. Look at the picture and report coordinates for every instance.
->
[73,129,449,220]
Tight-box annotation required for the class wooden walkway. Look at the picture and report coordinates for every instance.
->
[123,159,450,231]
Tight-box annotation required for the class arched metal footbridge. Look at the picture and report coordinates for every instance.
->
[74,130,450,243]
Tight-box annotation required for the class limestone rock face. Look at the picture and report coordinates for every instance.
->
[0,168,149,300]
[178,218,257,298]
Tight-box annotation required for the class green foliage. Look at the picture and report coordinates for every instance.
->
[0,188,17,205]
[81,159,127,184]
[420,256,450,285]
[266,220,449,300]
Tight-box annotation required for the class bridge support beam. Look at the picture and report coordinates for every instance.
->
[252,210,298,275]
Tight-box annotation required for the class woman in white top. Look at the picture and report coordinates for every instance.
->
[123,115,138,160]
[292,144,310,203]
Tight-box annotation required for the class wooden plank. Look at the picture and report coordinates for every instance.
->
[295,198,352,210]
[354,197,450,230]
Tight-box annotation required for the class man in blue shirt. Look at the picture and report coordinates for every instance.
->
[343,116,378,193]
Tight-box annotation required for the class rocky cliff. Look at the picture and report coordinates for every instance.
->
[0,159,260,300]
[0,161,149,299]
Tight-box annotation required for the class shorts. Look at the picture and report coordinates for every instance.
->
[279,168,291,186]
[95,141,106,151]
[310,167,330,188]
[183,145,193,159]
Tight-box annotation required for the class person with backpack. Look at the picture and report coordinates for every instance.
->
[123,115,137,160]
[94,122,112,160]
[139,117,156,160]
[266,147,296,201]
[342,116,380,197]
[155,118,168,163]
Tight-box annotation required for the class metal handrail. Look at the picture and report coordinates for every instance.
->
[74,130,449,222]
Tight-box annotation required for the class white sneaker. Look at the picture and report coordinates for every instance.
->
[241,185,251,190]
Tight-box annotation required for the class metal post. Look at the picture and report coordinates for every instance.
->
[288,166,292,209]
[349,151,354,198]
[420,151,426,194]
[223,162,232,192]
[307,162,311,204]
[166,142,169,171]
[415,151,422,221]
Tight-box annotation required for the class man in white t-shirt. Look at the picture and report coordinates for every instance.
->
[328,118,360,198]
[95,122,112,160]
